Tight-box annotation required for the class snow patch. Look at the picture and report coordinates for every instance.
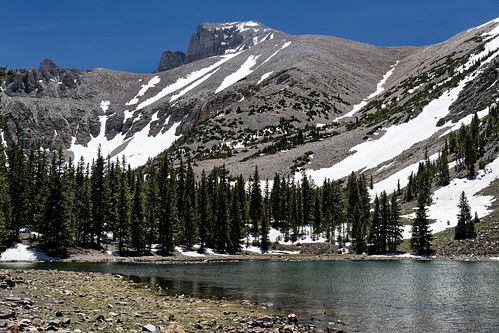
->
[308,68,475,183]
[402,155,499,239]
[136,54,239,111]
[126,76,161,106]
[216,55,260,93]
[0,243,58,261]
[100,100,110,112]
[70,114,181,168]
[257,72,273,84]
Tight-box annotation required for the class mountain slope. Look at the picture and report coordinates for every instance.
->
[0,18,497,179]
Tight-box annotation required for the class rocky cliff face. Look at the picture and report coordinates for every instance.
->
[155,21,278,72]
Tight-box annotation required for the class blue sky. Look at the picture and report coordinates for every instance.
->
[2,0,498,73]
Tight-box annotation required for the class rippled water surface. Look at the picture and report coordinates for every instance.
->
[3,260,498,332]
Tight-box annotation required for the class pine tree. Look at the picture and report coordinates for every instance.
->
[464,131,477,179]
[379,191,390,253]
[130,169,146,252]
[249,166,262,234]
[214,166,230,252]
[387,191,402,252]
[455,191,476,240]
[41,149,74,249]
[260,180,271,251]
[90,146,110,248]
[144,163,159,251]
[198,170,211,251]
[182,160,198,248]
[410,195,432,255]
[227,175,245,254]
[437,147,450,186]
[6,140,29,241]
[368,195,383,254]
[116,158,131,252]
[270,173,282,227]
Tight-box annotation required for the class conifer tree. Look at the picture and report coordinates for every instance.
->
[214,166,230,252]
[313,188,323,235]
[130,169,146,252]
[6,140,29,241]
[260,180,271,251]
[437,147,450,186]
[455,191,476,240]
[270,173,282,227]
[144,163,159,251]
[379,191,390,253]
[116,158,131,252]
[90,146,109,248]
[41,149,74,249]
[249,166,262,233]
[410,195,432,255]
[198,170,210,251]
[368,195,383,254]
[157,154,173,253]
[182,160,198,248]
[387,191,402,252]
[227,175,245,254]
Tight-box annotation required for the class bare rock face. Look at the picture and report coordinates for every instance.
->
[155,21,276,72]
[38,58,59,72]
[155,51,186,72]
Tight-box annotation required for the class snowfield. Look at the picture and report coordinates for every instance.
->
[70,114,181,168]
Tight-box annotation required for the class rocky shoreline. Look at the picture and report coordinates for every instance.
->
[0,269,348,333]
[50,247,499,264]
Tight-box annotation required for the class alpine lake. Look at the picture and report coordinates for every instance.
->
[2,260,498,332]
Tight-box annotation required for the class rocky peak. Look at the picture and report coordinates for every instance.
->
[155,21,275,73]
[38,58,59,72]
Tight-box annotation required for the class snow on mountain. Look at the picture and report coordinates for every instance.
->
[216,55,260,93]
[402,155,499,239]
[71,114,181,168]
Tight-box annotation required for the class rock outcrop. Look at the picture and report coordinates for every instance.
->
[155,21,277,72]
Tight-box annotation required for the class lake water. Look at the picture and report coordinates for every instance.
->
[2,260,498,332]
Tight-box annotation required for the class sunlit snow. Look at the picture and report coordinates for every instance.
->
[126,76,161,106]
[257,72,273,84]
[0,243,58,261]
[136,54,239,110]
[70,114,181,168]
[307,68,477,184]
[215,55,260,93]
[402,155,499,239]
[100,100,110,112]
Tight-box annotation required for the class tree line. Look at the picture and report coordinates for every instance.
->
[1,67,495,256]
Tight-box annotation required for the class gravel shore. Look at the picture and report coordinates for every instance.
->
[0,269,346,333]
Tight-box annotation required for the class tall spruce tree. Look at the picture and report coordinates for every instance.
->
[455,191,476,240]
[368,195,383,254]
[90,146,109,248]
[410,195,432,255]
[116,159,131,252]
[130,169,146,252]
[249,166,262,234]
[41,149,74,249]
[387,191,402,252]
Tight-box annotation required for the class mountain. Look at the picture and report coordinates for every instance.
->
[1,19,498,182]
